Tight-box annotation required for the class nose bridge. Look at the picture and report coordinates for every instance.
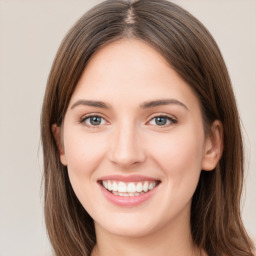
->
[108,118,146,168]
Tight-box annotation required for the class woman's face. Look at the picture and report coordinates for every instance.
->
[58,39,217,238]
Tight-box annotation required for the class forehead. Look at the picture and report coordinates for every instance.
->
[79,39,172,87]
[69,39,199,111]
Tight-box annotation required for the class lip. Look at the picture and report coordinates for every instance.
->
[98,175,161,207]
[99,174,158,182]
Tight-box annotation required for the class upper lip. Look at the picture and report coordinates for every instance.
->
[98,175,160,182]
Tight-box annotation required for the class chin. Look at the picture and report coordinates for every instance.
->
[104,224,156,238]
[95,211,163,238]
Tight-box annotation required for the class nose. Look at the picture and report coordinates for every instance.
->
[108,122,146,169]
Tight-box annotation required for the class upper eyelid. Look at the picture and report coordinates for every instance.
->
[80,112,176,118]
[150,113,175,119]
[80,113,107,121]
[147,113,177,121]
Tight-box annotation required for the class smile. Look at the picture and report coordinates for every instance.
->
[101,180,159,196]
[98,175,161,206]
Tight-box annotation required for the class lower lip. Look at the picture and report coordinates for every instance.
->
[99,183,159,207]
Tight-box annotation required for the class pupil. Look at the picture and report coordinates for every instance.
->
[91,116,101,125]
[156,117,167,125]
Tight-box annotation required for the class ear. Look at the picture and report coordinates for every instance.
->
[52,124,67,166]
[201,120,223,171]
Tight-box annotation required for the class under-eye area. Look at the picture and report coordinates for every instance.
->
[99,180,161,197]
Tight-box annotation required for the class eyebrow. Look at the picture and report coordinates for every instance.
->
[140,99,189,111]
[71,100,110,109]
[71,98,188,111]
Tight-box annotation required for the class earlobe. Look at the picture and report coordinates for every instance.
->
[201,120,223,171]
[52,124,67,166]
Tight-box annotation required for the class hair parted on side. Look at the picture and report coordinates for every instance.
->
[41,0,255,255]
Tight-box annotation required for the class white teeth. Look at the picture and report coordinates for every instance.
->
[127,183,136,193]
[107,181,112,191]
[118,182,127,192]
[136,182,143,192]
[103,180,108,189]
[119,192,128,196]
[112,181,118,191]
[148,182,155,190]
[102,180,158,195]
[143,181,149,192]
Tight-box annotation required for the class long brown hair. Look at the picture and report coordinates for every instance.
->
[41,0,255,255]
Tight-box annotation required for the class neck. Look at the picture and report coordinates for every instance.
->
[91,208,200,256]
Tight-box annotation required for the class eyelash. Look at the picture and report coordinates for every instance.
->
[80,114,177,128]
[148,114,177,126]
[80,114,107,128]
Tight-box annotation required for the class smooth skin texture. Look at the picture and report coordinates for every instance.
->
[53,39,223,256]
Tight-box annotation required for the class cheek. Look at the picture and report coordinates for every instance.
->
[148,126,205,184]
[63,130,108,211]
[63,130,107,177]
[144,127,205,220]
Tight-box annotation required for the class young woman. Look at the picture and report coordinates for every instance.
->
[41,0,255,255]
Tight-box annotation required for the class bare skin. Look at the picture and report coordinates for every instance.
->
[54,39,222,256]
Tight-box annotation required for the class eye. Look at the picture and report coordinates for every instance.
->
[81,115,107,127]
[149,115,177,126]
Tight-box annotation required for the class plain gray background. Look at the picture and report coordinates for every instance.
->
[0,0,255,255]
